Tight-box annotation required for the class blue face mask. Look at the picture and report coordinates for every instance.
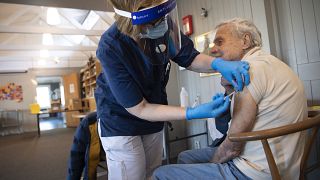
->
[139,18,168,39]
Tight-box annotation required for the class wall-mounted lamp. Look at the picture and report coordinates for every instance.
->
[201,8,208,18]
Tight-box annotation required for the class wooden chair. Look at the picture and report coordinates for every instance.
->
[229,114,320,180]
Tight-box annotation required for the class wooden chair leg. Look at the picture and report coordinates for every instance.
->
[300,127,319,180]
[261,139,281,180]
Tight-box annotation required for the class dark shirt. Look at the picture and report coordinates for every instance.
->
[95,23,199,137]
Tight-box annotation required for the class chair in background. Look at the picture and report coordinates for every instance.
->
[229,114,320,180]
[67,111,107,180]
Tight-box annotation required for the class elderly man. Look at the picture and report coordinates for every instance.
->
[153,18,307,180]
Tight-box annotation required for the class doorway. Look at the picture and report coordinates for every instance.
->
[36,76,66,131]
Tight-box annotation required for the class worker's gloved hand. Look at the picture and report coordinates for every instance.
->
[186,93,230,120]
[211,58,250,91]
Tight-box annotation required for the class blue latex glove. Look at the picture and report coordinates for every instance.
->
[186,93,230,120]
[211,58,250,91]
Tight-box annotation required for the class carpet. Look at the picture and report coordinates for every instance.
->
[0,128,76,180]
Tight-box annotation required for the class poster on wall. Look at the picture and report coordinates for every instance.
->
[194,31,221,77]
[69,83,75,93]
[0,83,23,102]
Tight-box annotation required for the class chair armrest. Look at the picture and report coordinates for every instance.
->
[229,114,320,142]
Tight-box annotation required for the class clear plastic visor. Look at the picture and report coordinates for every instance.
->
[114,0,181,64]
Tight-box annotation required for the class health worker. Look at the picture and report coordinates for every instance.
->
[94,0,250,179]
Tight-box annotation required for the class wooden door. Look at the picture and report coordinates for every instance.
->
[63,72,81,127]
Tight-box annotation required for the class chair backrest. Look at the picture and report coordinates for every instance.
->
[300,124,319,180]
[67,111,106,180]
[229,114,320,180]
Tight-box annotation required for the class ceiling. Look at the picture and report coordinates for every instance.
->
[0,0,113,12]
[0,1,115,72]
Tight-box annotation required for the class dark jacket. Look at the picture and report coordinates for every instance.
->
[67,112,103,180]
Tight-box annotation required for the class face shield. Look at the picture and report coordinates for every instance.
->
[114,0,181,65]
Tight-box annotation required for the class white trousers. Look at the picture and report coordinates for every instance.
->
[98,121,163,180]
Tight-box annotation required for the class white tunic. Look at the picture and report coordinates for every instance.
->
[233,47,308,180]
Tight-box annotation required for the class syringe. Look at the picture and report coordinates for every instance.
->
[224,91,235,101]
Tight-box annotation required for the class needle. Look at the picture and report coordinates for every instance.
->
[224,91,235,101]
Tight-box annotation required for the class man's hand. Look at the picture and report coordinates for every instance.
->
[186,93,230,120]
[211,58,250,91]
[211,138,243,163]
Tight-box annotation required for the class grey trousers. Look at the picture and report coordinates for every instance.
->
[153,147,251,180]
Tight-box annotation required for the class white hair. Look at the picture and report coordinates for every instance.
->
[216,18,262,47]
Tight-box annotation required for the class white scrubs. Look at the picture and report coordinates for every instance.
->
[98,120,164,180]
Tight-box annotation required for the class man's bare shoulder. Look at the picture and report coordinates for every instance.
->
[229,87,257,133]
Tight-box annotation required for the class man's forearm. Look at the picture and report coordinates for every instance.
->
[212,88,257,163]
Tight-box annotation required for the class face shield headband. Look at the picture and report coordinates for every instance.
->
[113,0,176,25]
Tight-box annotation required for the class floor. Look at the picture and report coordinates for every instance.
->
[39,117,66,131]
[0,128,75,180]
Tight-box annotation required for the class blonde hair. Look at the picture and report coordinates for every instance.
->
[216,18,262,48]
[108,0,164,38]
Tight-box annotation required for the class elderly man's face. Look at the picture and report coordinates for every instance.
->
[211,24,245,61]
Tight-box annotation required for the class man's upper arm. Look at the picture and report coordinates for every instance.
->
[229,87,257,135]
[211,87,257,163]
[229,61,267,134]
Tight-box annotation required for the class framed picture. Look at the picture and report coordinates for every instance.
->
[194,31,221,77]
[0,83,23,102]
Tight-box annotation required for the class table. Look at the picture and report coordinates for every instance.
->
[35,109,80,136]
[72,113,87,122]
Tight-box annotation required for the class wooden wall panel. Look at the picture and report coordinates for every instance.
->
[301,0,320,63]
[251,0,270,53]
[276,0,320,106]
[275,0,298,72]
[303,80,313,106]
[289,0,309,64]
[236,0,245,18]
[298,62,320,81]
[311,80,320,105]
[243,0,253,20]
[314,0,320,58]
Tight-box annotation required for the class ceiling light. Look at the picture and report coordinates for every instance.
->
[40,49,49,58]
[42,33,53,45]
[38,59,46,66]
[47,8,61,25]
